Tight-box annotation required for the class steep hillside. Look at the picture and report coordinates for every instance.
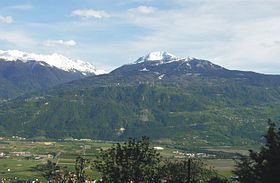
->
[0,52,280,146]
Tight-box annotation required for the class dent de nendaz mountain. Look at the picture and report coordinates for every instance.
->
[0,51,280,146]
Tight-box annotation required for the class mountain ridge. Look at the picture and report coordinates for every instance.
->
[0,51,280,146]
[0,50,105,75]
[1,51,280,146]
[0,49,107,100]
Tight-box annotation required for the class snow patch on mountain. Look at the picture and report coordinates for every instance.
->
[0,50,105,75]
[134,51,198,64]
[139,67,149,72]
[158,74,165,80]
[135,51,180,64]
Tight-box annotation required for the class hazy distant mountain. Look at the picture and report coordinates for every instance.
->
[0,50,103,99]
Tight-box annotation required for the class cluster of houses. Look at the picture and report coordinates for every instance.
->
[172,150,216,159]
[0,151,53,160]
[63,137,93,141]
[1,177,42,183]
[0,135,27,140]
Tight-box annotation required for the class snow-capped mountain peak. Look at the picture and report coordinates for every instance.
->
[135,51,180,64]
[0,50,105,75]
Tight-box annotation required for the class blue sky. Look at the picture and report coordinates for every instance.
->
[1,0,280,73]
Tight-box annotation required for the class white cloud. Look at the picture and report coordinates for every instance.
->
[0,16,14,24]
[122,1,280,74]
[0,31,36,48]
[1,0,279,74]
[9,4,33,10]
[213,17,280,72]
[129,6,157,14]
[44,40,77,47]
[71,9,110,18]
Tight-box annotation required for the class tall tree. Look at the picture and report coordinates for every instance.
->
[36,160,61,182]
[75,156,89,183]
[36,160,74,182]
[162,159,218,183]
[94,136,162,183]
[234,119,280,183]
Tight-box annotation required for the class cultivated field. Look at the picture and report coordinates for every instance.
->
[0,137,250,181]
